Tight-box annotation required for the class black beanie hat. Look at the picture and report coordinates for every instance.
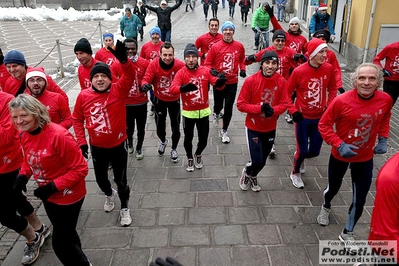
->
[260,50,279,65]
[183,43,198,58]
[272,30,286,41]
[313,29,331,43]
[74,38,93,55]
[90,62,112,81]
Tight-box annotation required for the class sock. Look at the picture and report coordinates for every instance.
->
[35,224,44,233]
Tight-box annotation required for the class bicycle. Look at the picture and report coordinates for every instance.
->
[257,29,270,51]
[283,5,290,23]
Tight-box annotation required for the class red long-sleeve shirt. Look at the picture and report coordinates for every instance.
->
[142,58,185,102]
[4,71,68,103]
[139,41,164,62]
[369,152,399,262]
[373,41,399,81]
[0,64,11,91]
[19,123,88,205]
[111,57,149,105]
[72,60,135,148]
[0,91,23,173]
[318,89,392,162]
[204,39,246,84]
[30,90,72,129]
[270,16,308,54]
[78,58,98,90]
[237,71,289,132]
[286,61,337,119]
[169,65,218,111]
[194,32,223,65]
[94,47,117,66]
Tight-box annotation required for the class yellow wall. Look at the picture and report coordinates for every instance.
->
[348,0,399,49]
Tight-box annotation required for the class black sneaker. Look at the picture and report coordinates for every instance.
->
[21,233,42,265]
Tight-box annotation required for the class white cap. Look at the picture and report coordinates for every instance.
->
[160,0,167,4]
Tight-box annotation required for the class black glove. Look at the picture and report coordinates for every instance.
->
[239,70,246,78]
[252,28,257,33]
[180,83,198,93]
[214,76,228,87]
[13,174,28,193]
[293,54,305,62]
[140,84,152,92]
[34,182,58,201]
[109,40,127,63]
[210,68,219,77]
[246,54,257,62]
[265,4,274,18]
[80,145,89,159]
[121,31,124,37]
[150,257,183,266]
[383,69,391,77]
[338,87,345,94]
[292,111,304,123]
[261,103,274,117]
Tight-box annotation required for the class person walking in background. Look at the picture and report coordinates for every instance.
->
[144,0,183,42]
[238,0,250,26]
[368,152,399,265]
[10,94,91,266]
[170,44,226,171]
[3,50,68,102]
[141,42,185,163]
[201,0,210,21]
[251,2,271,50]
[228,0,237,19]
[195,18,223,65]
[73,41,134,227]
[185,0,194,12]
[276,0,286,22]
[111,38,149,159]
[286,38,337,189]
[120,7,142,41]
[308,3,335,41]
[74,38,99,91]
[133,0,147,42]
[317,63,392,249]
[25,67,72,129]
[0,91,50,266]
[0,47,11,91]
[237,51,289,192]
[94,33,117,66]
[204,21,246,144]
[373,41,399,106]
[210,0,219,18]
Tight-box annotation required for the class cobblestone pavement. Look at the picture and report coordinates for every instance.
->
[0,3,398,266]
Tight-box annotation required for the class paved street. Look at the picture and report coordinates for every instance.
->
[1,3,398,266]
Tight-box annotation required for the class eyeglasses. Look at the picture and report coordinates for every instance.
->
[27,78,45,84]
[274,39,285,43]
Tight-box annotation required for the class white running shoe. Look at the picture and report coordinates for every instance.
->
[120,208,132,227]
[220,129,230,143]
[290,172,304,189]
[269,144,276,159]
[317,205,331,226]
[239,168,250,191]
[158,139,168,156]
[104,188,117,212]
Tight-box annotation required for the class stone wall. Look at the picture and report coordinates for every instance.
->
[343,41,377,70]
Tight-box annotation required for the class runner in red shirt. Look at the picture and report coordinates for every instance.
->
[94,33,117,66]
[74,38,98,91]
[195,18,223,65]
[0,47,11,91]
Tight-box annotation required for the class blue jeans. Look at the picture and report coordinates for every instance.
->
[222,0,225,7]
[254,29,269,47]
[161,29,171,42]
[277,5,285,21]
[229,5,235,17]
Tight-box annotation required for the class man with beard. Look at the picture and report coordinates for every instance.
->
[25,67,72,129]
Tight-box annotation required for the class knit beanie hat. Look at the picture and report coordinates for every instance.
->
[125,7,132,12]
[74,38,93,55]
[90,62,112,81]
[260,50,279,65]
[261,2,268,7]
[313,29,331,43]
[149,26,161,36]
[4,50,26,66]
[103,33,114,40]
[221,21,235,32]
[306,38,328,59]
[26,67,47,83]
[318,3,328,11]
[184,43,198,58]
[272,30,286,41]
[289,17,301,25]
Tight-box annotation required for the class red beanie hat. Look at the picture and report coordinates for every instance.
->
[306,38,327,59]
[319,3,328,11]
[26,66,47,83]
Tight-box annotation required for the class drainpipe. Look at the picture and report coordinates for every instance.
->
[363,0,377,63]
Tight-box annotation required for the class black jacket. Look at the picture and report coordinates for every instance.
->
[145,0,183,30]
[133,5,147,26]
